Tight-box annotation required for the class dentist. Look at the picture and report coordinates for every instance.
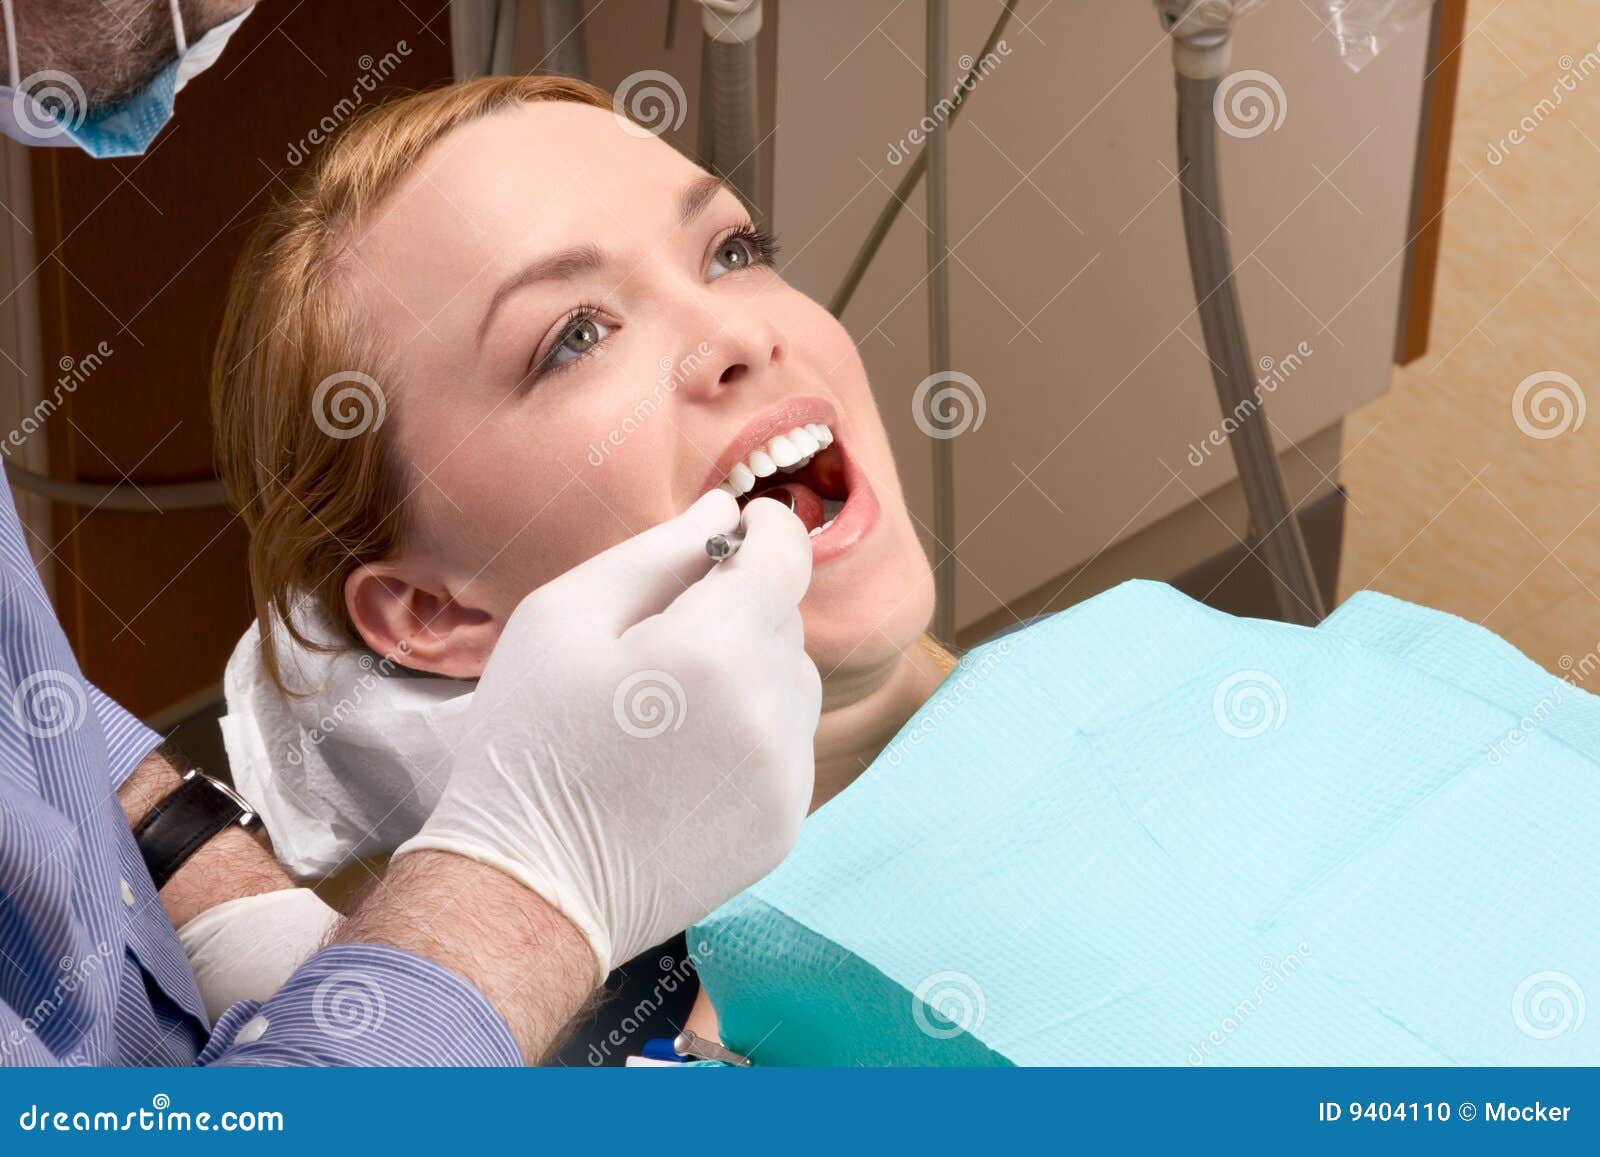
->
[0,1,818,1066]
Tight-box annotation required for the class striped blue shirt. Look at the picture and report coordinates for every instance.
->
[0,487,520,1066]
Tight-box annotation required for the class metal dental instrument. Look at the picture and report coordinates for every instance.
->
[705,487,796,562]
[706,527,745,561]
[673,1029,752,1066]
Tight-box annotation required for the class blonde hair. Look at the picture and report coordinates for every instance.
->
[211,75,615,693]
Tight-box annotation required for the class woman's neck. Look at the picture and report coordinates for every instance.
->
[811,637,951,810]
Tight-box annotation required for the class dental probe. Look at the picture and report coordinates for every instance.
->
[673,1029,752,1067]
[705,487,797,562]
[705,528,744,561]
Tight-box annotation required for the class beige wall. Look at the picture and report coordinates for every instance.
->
[772,1,1432,630]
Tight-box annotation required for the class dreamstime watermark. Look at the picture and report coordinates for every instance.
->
[1213,69,1287,139]
[912,970,987,1039]
[884,42,1013,165]
[1512,970,1586,1040]
[1487,44,1600,165]
[1212,669,1287,739]
[1511,370,1585,440]
[17,1095,283,1134]
[284,640,413,767]
[285,42,412,164]
[312,970,388,1040]
[613,70,688,139]
[312,370,387,439]
[11,669,88,739]
[882,638,1013,767]
[912,370,987,439]
[586,341,713,466]
[1485,638,1600,765]
[2,341,113,458]
[1186,340,1312,467]
[584,940,713,1065]
[613,669,688,739]
[1187,942,1313,1065]
[9,71,87,143]
[1,940,116,1062]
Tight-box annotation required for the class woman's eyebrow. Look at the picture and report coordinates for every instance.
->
[476,174,738,348]
[477,242,604,347]
[678,172,735,227]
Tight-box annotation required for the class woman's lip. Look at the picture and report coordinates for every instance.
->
[807,440,878,565]
[699,395,840,496]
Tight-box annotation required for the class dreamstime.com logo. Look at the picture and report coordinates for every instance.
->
[882,639,1013,767]
[285,42,413,164]
[312,370,387,439]
[10,70,87,142]
[613,670,688,739]
[912,371,987,439]
[1213,69,1287,139]
[1512,971,1586,1040]
[285,640,414,766]
[587,341,714,466]
[613,70,687,139]
[17,1095,283,1134]
[1212,669,1287,739]
[912,970,987,1040]
[1,940,116,1062]
[1511,370,1585,439]
[585,940,713,1065]
[1187,340,1312,467]
[1487,43,1600,166]
[1188,943,1313,1065]
[884,41,1012,165]
[2,341,113,458]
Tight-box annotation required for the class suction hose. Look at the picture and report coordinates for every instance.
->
[1168,6,1325,625]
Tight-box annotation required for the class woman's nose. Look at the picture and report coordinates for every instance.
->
[679,308,784,399]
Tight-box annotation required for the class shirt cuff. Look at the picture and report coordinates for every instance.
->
[89,682,162,789]
[197,943,522,1067]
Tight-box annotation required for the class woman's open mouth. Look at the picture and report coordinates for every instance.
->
[710,415,879,564]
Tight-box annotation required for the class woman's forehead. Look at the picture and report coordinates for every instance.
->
[366,101,702,254]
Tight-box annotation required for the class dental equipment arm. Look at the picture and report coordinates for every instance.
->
[695,0,762,212]
[393,489,820,989]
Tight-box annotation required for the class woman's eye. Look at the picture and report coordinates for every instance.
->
[709,234,758,278]
[547,314,611,369]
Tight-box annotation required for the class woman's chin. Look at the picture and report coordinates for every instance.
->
[802,554,936,678]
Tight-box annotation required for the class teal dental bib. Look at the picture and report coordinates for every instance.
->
[692,580,1600,1066]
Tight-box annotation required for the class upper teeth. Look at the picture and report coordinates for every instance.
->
[718,423,833,497]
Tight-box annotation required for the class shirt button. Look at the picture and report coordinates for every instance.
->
[236,1015,269,1044]
[119,878,136,908]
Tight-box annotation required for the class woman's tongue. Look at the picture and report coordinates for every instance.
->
[740,444,847,535]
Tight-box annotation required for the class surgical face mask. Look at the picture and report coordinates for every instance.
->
[0,0,253,157]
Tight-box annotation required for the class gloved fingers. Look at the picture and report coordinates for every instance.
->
[774,605,805,658]
[662,492,812,634]
[514,489,740,640]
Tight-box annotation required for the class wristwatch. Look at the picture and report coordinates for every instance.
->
[132,768,261,889]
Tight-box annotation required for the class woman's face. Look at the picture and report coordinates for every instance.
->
[341,99,934,681]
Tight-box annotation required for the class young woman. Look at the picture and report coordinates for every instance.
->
[212,74,957,1045]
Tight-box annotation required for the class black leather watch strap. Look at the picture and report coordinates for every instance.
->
[132,770,259,889]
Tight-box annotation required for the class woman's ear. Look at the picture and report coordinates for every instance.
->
[343,560,499,679]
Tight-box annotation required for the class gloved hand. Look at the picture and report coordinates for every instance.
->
[393,489,820,981]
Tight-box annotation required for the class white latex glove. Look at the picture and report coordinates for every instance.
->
[393,489,820,981]
[177,889,341,1023]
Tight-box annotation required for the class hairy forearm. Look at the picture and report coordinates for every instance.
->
[332,850,597,1064]
[117,747,294,929]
